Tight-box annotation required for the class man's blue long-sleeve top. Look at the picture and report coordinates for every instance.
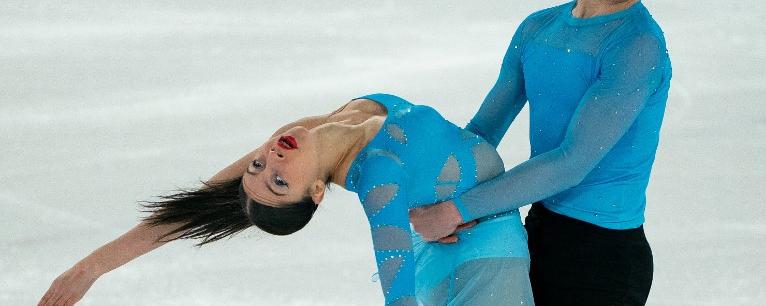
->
[453,1,672,229]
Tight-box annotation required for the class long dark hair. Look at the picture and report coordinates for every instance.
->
[140,176,319,247]
[140,177,250,247]
[240,183,318,236]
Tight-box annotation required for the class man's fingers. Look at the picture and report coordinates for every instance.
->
[455,220,478,232]
[409,206,425,217]
[437,235,458,244]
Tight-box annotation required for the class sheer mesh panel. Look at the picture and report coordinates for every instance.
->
[420,275,450,306]
[386,124,408,144]
[435,154,461,201]
[379,256,405,294]
[418,257,533,306]
[367,149,403,166]
[363,184,399,216]
[471,142,504,182]
[450,257,533,306]
[437,154,461,182]
[389,296,417,306]
[372,226,414,251]
[460,129,478,140]
[435,185,457,200]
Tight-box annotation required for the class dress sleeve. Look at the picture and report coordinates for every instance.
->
[454,32,669,221]
[464,18,529,148]
[356,156,417,306]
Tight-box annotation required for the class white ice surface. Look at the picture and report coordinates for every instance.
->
[1,1,764,305]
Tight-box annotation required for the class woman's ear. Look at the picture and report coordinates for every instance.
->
[310,179,326,204]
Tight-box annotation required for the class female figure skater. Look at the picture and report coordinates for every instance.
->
[38,94,533,306]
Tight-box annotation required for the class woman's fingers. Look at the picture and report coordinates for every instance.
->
[37,290,49,305]
[61,296,74,306]
[37,291,50,306]
[47,283,65,306]
[41,277,63,306]
[39,286,58,306]
[50,293,67,306]
[39,267,97,306]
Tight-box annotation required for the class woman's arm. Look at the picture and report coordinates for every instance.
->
[38,147,259,306]
[357,156,417,306]
[80,102,352,270]
[38,102,352,305]
[37,221,181,306]
[99,141,270,268]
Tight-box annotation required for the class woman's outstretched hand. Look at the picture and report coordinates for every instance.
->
[409,200,475,243]
[38,264,100,306]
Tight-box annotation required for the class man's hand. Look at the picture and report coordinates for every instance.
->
[435,221,478,243]
[409,200,475,243]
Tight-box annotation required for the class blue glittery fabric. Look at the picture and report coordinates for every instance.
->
[458,0,672,229]
[345,94,532,305]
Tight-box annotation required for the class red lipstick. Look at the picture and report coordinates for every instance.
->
[278,135,298,150]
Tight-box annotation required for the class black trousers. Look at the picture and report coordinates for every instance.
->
[525,203,653,306]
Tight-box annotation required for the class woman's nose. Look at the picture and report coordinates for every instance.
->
[269,146,285,159]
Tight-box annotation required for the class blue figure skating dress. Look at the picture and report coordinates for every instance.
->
[344,93,534,305]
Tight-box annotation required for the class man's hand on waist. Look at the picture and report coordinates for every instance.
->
[409,200,476,243]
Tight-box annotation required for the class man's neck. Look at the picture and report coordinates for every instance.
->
[571,0,639,18]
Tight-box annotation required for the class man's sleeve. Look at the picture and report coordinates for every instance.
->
[464,19,529,148]
[454,32,668,221]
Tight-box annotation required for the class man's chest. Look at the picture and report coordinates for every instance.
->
[521,41,597,113]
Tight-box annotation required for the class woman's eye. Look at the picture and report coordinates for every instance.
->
[274,176,289,188]
[251,160,264,169]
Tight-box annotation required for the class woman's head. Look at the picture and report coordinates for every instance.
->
[241,125,329,208]
[238,125,329,235]
[140,124,350,245]
[239,115,382,235]
[139,174,320,247]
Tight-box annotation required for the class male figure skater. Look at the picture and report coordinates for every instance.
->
[410,1,672,305]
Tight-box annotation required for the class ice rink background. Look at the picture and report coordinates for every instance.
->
[2,1,764,305]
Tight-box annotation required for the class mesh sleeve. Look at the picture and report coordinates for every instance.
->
[455,32,668,221]
[357,156,417,306]
[464,18,529,148]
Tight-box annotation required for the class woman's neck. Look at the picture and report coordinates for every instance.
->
[313,108,386,188]
[571,0,638,18]
[331,117,384,188]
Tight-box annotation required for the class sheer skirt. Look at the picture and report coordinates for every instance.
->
[412,210,534,305]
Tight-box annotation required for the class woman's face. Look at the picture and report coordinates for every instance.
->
[241,126,325,207]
